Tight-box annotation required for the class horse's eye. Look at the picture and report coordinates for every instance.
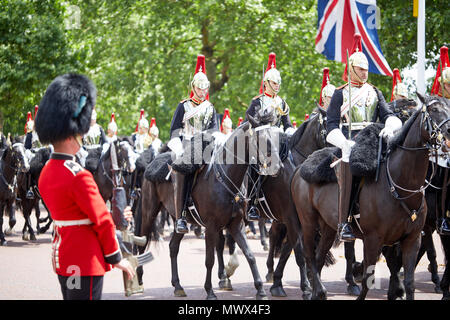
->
[432,107,438,113]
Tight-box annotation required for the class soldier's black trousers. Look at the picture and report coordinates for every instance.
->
[58,275,103,300]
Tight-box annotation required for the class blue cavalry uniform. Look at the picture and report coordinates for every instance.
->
[245,52,295,221]
[168,55,218,234]
[326,34,401,242]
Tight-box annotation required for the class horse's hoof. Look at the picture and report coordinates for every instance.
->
[174,289,187,297]
[435,286,443,294]
[315,290,327,300]
[263,244,269,251]
[0,239,7,246]
[30,234,37,242]
[22,232,30,241]
[218,279,233,291]
[206,293,217,300]
[4,227,14,236]
[256,293,268,300]
[441,294,450,301]
[347,284,361,296]
[270,285,287,297]
[302,290,312,300]
[265,272,274,283]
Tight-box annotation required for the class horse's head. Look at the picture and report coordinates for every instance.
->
[118,140,137,173]
[4,142,30,173]
[417,93,450,145]
[246,114,282,176]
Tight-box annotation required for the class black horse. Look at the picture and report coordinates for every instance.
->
[138,115,282,299]
[16,146,52,241]
[0,141,29,245]
[86,139,135,204]
[292,94,450,300]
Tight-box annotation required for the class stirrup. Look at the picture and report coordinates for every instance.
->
[338,223,356,242]
[175,217,188,234]
[437,218,450,236]
[26,190,35,200]
[247,206,260,221]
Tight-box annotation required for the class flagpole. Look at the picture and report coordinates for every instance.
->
[417,0,426,96]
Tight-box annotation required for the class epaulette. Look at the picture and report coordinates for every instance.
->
[180,98,190,104]
[63,160,84,176]
[252,94,263,100]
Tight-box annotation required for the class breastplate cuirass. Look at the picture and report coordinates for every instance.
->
[183,100,214,137]
[259,95,286,126]
[342,85,378,122]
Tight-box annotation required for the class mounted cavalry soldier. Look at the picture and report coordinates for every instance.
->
[430,46,450,235]
[133,111,152,154]
[320,67,336,110]
[149,117,162,155]
[34,73,135,300]
[326,34,402,242]
[24,107,43,199]
[388,68,417,124]
[169,54,218,234]
[245,52,296,221]
[101,113,119,156]
[83,108,106,148]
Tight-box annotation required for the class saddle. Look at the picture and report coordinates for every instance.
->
[144,152,173,183]
[299,123,385,184]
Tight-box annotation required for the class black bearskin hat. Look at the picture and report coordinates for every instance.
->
[35,73,97,144]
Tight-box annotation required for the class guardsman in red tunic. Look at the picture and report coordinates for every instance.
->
[35,73,134,300]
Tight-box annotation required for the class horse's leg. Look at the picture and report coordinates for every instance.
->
[420,226,442,293]
[34,200,41,234]
[344,241,361,296]
[357,234,382,300]
[203,227,219,300]
[265,224,277,283]
[401,233,422,300]
[383,244,405,300]
[0,204,6,246]
[292,237,313,300]
[217,231,232,291]
[224,231,239,278]
[440,234,450,300]
[270,239,292,297]
[228,220,267,300]
[5,201,16,236]
[259,218,268,251]
[21,201,35,241]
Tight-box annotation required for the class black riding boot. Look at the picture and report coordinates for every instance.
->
[337,162,356,242]
[174,171,190,234]
[437,217,450,235]
[247,167,261,221]
[26,174,35,200]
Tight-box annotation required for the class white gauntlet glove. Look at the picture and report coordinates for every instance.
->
[168,137,184,158]
[326,128,355,163]
[379,116,402,141]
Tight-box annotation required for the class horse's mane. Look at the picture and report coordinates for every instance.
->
[136,147,155,172]
[387,107,422,153]
[288,116,311,150]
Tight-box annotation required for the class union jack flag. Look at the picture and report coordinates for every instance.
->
[315,0,393,77]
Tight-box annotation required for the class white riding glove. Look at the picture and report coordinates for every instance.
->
[379,116,402,141]
[326,128,355,163]
[168,137,184,158]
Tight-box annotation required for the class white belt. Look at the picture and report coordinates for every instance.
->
[341,122,373,131]
[53,218,93,227]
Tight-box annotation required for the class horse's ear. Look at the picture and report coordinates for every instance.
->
[416,92,426,105]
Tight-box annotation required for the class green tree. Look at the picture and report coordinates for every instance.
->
[0,0,81,135]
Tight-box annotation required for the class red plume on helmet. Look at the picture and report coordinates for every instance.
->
[293,120,297,129]
[24,111,33,134]
[304,114,310,121]
[237,117,243,127]
[342,33,362,82]
[34,105,39,118]
[190,54,209,101]
[431,46,449,96]
[319,68,330,107]
[110,112,116,123]
[259,52,277,94]
[390,68,402,101]
[220,108,231,132]
[150,117,156,128]
[135,109,145,132]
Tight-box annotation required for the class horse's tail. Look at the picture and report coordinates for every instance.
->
[313,232,336,266]
[134,191,162,253]
[271,223,287,258]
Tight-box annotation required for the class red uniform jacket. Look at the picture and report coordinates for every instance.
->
[38,153,122,276]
